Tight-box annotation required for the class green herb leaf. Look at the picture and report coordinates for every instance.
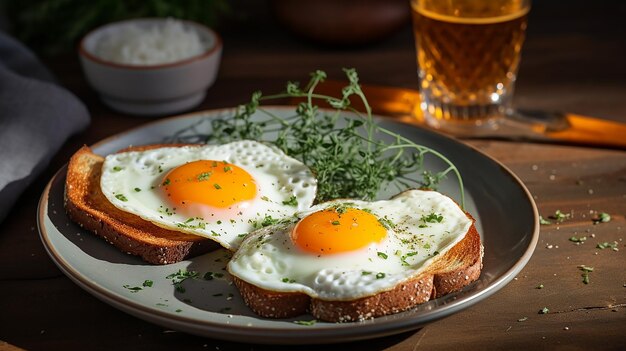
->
[377,252,388,259]
[596,241,618,250]
[539,307,549,314]
[166,269,199,293]
[115,194,128,202]
[375,272,386,279]
[197,172,212,181]
[282,195,298,207]
[549,210,570,223]
[122,285,142,293]
[175,69,465,207]
[593,212,611,224]
[293,320,317,326]
[143,280,154,287]
[539,216,551,225]
[421,213,443,223]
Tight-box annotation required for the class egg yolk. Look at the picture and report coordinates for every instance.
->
[291,207,387,255]
[161,160,257,210]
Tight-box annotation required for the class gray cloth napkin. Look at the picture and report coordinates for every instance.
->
[0,31,90,223]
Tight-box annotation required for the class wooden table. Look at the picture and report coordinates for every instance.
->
[1,2,624,350]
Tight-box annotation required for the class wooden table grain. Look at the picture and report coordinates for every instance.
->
[1,1,624,350]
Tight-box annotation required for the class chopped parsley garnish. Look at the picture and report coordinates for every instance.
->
[162,178,171,186]
[569,236,587,243]
[115,194,128,202]
[596,241,618,250]
[256,215,290,228]
[213,183,222,190]
[375,272,386,279]
[293,320,317,326]
[539,216,551,225]
[331,220,340,226]
[112,166,123,172]
[281,278,296,283]
[549,210,570,223]
[204,272,224,280]
[377,252,388,259]
[197,172,212,181]
[378,217,395,229]
[361,271,372,275]
[176,219,206,230]
[166,269,199,293]
[578,265,594,284]
[133,187,141,192]
[421,213,443,223]
[282,195,298,206]
[223,166,232,172]
[174,69,464,206]
[122,285,143,293]
[593,212,611,224]
[143,280,153,287]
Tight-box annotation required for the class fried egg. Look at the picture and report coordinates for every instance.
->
[100,140,317,250]
[227,189,472,300]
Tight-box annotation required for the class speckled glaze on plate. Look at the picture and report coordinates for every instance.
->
[38,107,538,344]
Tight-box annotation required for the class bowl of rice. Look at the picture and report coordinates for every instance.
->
[79,18,222,116]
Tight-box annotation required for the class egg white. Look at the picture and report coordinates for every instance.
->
[227,189,472,300]
[100,140,317,250]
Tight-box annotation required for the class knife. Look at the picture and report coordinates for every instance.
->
[302,80,626,150]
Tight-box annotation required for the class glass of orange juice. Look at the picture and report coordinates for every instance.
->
[411,0,530,134]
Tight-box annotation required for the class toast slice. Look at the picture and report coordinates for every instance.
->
[64,145,218,264]
[232,215,482,322]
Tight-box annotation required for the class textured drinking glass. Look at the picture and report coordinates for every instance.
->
[411,0,530,133]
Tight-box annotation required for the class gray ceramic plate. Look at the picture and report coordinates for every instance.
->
[38,107,539,344]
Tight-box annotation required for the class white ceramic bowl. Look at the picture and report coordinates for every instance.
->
[79,18,222,116]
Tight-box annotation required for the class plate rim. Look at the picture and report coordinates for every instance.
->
[37,106,539,344]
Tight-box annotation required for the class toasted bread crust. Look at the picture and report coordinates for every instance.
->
[233,216,482,322]
[64,145,218,264]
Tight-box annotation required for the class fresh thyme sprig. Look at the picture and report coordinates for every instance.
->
[169,69,464,206]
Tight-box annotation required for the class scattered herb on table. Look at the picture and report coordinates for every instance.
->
[578,265,594,284]
[596,241,618,250]
[539,307,550,314]
[539,216,552,225]
[549,210,571,223]
[569,236,587,243]
[592,212,611,224]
